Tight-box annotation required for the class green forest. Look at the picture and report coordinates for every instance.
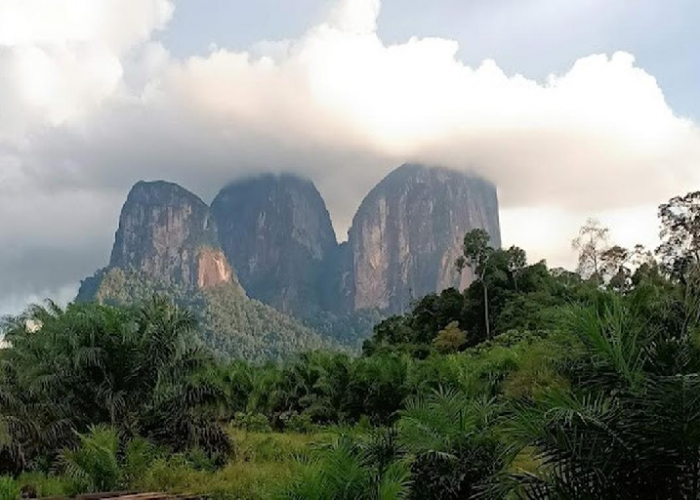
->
[3,191,700,499]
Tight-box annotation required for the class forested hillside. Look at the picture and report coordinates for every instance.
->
[2,191,700,499]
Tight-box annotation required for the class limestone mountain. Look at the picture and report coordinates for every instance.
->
[78,180,329,361]
[211,174,337,315]
[109,180,234,290]
[77,164,501,357]
[341,164,501,313]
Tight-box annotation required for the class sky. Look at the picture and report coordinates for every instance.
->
[0,0,699,315]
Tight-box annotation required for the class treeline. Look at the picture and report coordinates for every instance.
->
[0,295,571,498]
[2,191,700,499]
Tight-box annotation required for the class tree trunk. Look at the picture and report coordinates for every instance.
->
[483,281,490,339]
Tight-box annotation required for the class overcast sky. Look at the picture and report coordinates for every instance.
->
[1,0,699,315]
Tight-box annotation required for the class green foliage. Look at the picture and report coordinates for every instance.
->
[0,297,231,472]
[283,433,411,500]
[433,322,467,353]
[15,472,70,498]
[232,413,273,433]
[82,268,333,362]
[134,430,311,500]
[12,195,700,498]
[122,437,159,486]
[399,390,502,500]
[364,248,599,356]
[456,228,493,277]
[492,274,700,499]
[279,412,315,434]
[0,476,19,500]
[62,425,121,494]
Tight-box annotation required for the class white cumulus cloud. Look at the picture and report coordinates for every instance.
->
[1,0,700,314]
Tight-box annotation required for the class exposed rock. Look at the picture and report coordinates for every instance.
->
[77,164,502,356]
[211,174,337,314]
[78,180,331,361]
[197,247,234,289]
[81,267,329,361]
[343,164,501,313]
[109,180,235,289]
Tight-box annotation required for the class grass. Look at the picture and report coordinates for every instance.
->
[7,429,336,500]
[135,458,299,500]
[132,428,336,499]
[229,427,334,462]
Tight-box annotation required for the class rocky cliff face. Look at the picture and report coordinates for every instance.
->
[79,165,501,353]
[110,181,234,289]
[211,174,337,314]
[78,180,328,361]
[344,164,501,313]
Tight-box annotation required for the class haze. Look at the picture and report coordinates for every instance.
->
[1,0,699,314]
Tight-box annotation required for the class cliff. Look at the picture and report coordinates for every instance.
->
[109,180,234,289]
[77,180,329,361]
[343,164,501,313]
[211,174,337,314]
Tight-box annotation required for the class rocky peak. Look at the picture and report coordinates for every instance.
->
[110,180,234,289]
[344,164,501,313]
[211,174,337,314]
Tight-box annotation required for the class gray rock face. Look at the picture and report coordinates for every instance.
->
[110,181,234,289]
[343,164,501,313]
[100,165,500,321]
[78,180,329,361]
[211,174,337,314]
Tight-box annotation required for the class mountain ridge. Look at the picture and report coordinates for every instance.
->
[77,163,501,358]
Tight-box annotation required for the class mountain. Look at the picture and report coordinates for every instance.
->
[341,164,501,313]
[209,165,501,318]
[211,174,337,315]
[108,181,234,289]
[77,181,329,361]
[77,164,501,357]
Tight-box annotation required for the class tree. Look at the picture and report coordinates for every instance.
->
[506,246,527,291]
[433,322,467,354]
[399,389,502,500]
[0,297,231,471]
[658,191,700,279]
[457,229,495,338]
[499,295,700,499]
[600,245,631,291]
[572,218,609,281]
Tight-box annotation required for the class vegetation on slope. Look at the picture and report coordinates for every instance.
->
[2,191,700,498]
[80,268,331,361]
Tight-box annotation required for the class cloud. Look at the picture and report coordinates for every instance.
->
[1,0,700,314]
[0,0,172,137]
[0,0,173,51]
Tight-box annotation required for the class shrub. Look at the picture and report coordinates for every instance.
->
[279,412,315,434]
[232,413,272,433]
[0,477,19,500]
[61,426,121,494]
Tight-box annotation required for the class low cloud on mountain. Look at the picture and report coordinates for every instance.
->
[1,0,699,314]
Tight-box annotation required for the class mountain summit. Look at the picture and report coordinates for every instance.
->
[77,164,501,357]
[77,180,327,361]
[341,164,501,313]
[110,181,235,290]
[212,174,337,315]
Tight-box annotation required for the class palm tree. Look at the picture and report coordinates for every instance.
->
[496,293,700,499]
[283,432,411,500]
[398,389,502,500]
[0,296,230,473]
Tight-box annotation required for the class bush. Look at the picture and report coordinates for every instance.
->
[16,473,70,498]
[232,413,272,433]
[122,437,159,488]
[61,426,121,494]
[0,477,19,500]
[279,412,315,434]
